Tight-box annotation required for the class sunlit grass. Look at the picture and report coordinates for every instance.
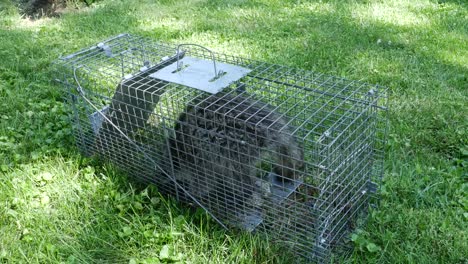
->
[351,2,434,27]
[0,0,467,263]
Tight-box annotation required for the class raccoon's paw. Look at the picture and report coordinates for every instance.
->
[250,179,272,208]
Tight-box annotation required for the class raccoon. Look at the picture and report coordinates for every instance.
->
[167,92,304,226]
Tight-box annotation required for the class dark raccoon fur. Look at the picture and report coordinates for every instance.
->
[168,92,304,224]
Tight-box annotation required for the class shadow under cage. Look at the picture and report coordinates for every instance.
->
[53,33,388,263]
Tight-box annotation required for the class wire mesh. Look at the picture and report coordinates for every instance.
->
[53,33,388,263]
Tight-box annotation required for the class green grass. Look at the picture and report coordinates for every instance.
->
[0,0,467,263]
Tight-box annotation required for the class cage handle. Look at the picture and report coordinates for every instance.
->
[176,44,224,78]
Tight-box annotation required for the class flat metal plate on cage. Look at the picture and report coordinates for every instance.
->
[239,209,263,232]
[269,173,303,204]
[90,106,109,134]
[149,57,251,94]
[238,173,303,231]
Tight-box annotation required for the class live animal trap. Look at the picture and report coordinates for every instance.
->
[54,34,388,262]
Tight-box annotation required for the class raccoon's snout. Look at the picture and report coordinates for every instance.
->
[273,144,304,182]
[273,159,304,182]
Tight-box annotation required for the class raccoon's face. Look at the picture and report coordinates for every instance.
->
[273,144,305,182]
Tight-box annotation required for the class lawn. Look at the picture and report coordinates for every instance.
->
[0,0,467,263]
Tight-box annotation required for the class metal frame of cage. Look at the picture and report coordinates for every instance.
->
[53,33,388,263]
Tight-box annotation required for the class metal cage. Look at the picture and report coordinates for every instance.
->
[53,34,388,262]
